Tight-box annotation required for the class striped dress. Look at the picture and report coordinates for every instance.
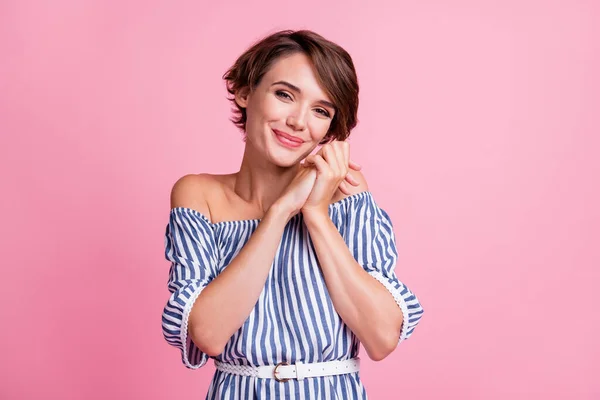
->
[161,191,424,399]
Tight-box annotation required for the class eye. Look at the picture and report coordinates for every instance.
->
[315,108,331,118]
[275,90,293,101]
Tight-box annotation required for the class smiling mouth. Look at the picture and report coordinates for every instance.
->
[273,129,304,148]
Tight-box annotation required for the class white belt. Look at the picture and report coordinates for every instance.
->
[214,358,360,382]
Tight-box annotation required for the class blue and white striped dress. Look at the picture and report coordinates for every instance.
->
[162,191,424,399]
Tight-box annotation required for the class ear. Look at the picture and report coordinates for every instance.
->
[234,87,251,108]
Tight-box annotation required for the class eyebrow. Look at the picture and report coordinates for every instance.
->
[271,80,336,110]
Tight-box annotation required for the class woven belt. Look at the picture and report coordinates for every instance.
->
[214,358,360,382]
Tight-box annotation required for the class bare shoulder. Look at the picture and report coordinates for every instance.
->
[170,173,219,218]
[333,169,369,203]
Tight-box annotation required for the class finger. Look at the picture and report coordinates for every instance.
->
[304,154,319,164]
[315,145,325,157]
[338,180,351,195]
[325,143,344,178]
[332,142,347,176]
[349,159,362,171]
[306,154,330,175]
[341,141,350,169]
[345,172,360,186]
[321,145,340,176]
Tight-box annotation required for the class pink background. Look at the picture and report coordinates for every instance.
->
[1,1,598,399]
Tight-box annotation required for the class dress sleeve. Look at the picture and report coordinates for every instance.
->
[343,192,424,345]
[161,208,219,369]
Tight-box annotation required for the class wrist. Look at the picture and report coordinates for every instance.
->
[268,202,297,223]
[301,208,330,226]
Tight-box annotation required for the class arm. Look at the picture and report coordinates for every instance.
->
[303,176,403,361]
[170,175,293,357]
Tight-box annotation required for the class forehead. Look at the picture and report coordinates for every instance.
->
[261,53,332,102]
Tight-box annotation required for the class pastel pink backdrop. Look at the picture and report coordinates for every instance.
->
[1,1,598,399]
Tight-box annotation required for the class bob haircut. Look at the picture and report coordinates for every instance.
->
[223,29,359,144]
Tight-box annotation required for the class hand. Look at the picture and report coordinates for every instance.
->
[301,140,354,217]
[272,166,318,219]
[302,151,361,196]
[339,159,362,195]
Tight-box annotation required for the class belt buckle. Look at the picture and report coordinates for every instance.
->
[273,361,291,382]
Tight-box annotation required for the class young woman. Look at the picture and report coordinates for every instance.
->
[162,29,424,399]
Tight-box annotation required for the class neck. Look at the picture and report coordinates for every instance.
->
[233,143,301,214]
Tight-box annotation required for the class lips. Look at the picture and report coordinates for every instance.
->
[272,129,304,143]
[272,129,305,149]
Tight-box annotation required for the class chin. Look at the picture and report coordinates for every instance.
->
[270,151,303,168]
[265,146,302,169]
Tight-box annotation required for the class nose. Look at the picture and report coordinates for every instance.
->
[286,106,307,132]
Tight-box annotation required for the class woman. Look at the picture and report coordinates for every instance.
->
[161,29,424,399]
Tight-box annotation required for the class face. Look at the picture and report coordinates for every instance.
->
[235,52,336,167]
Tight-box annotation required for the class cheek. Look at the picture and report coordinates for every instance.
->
[309,118,332,140]
[265,98,289,121]
[247,98,275,128]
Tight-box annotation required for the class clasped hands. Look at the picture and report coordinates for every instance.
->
[299,140,362,218]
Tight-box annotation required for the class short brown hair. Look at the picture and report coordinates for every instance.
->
[223,30,359,144]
